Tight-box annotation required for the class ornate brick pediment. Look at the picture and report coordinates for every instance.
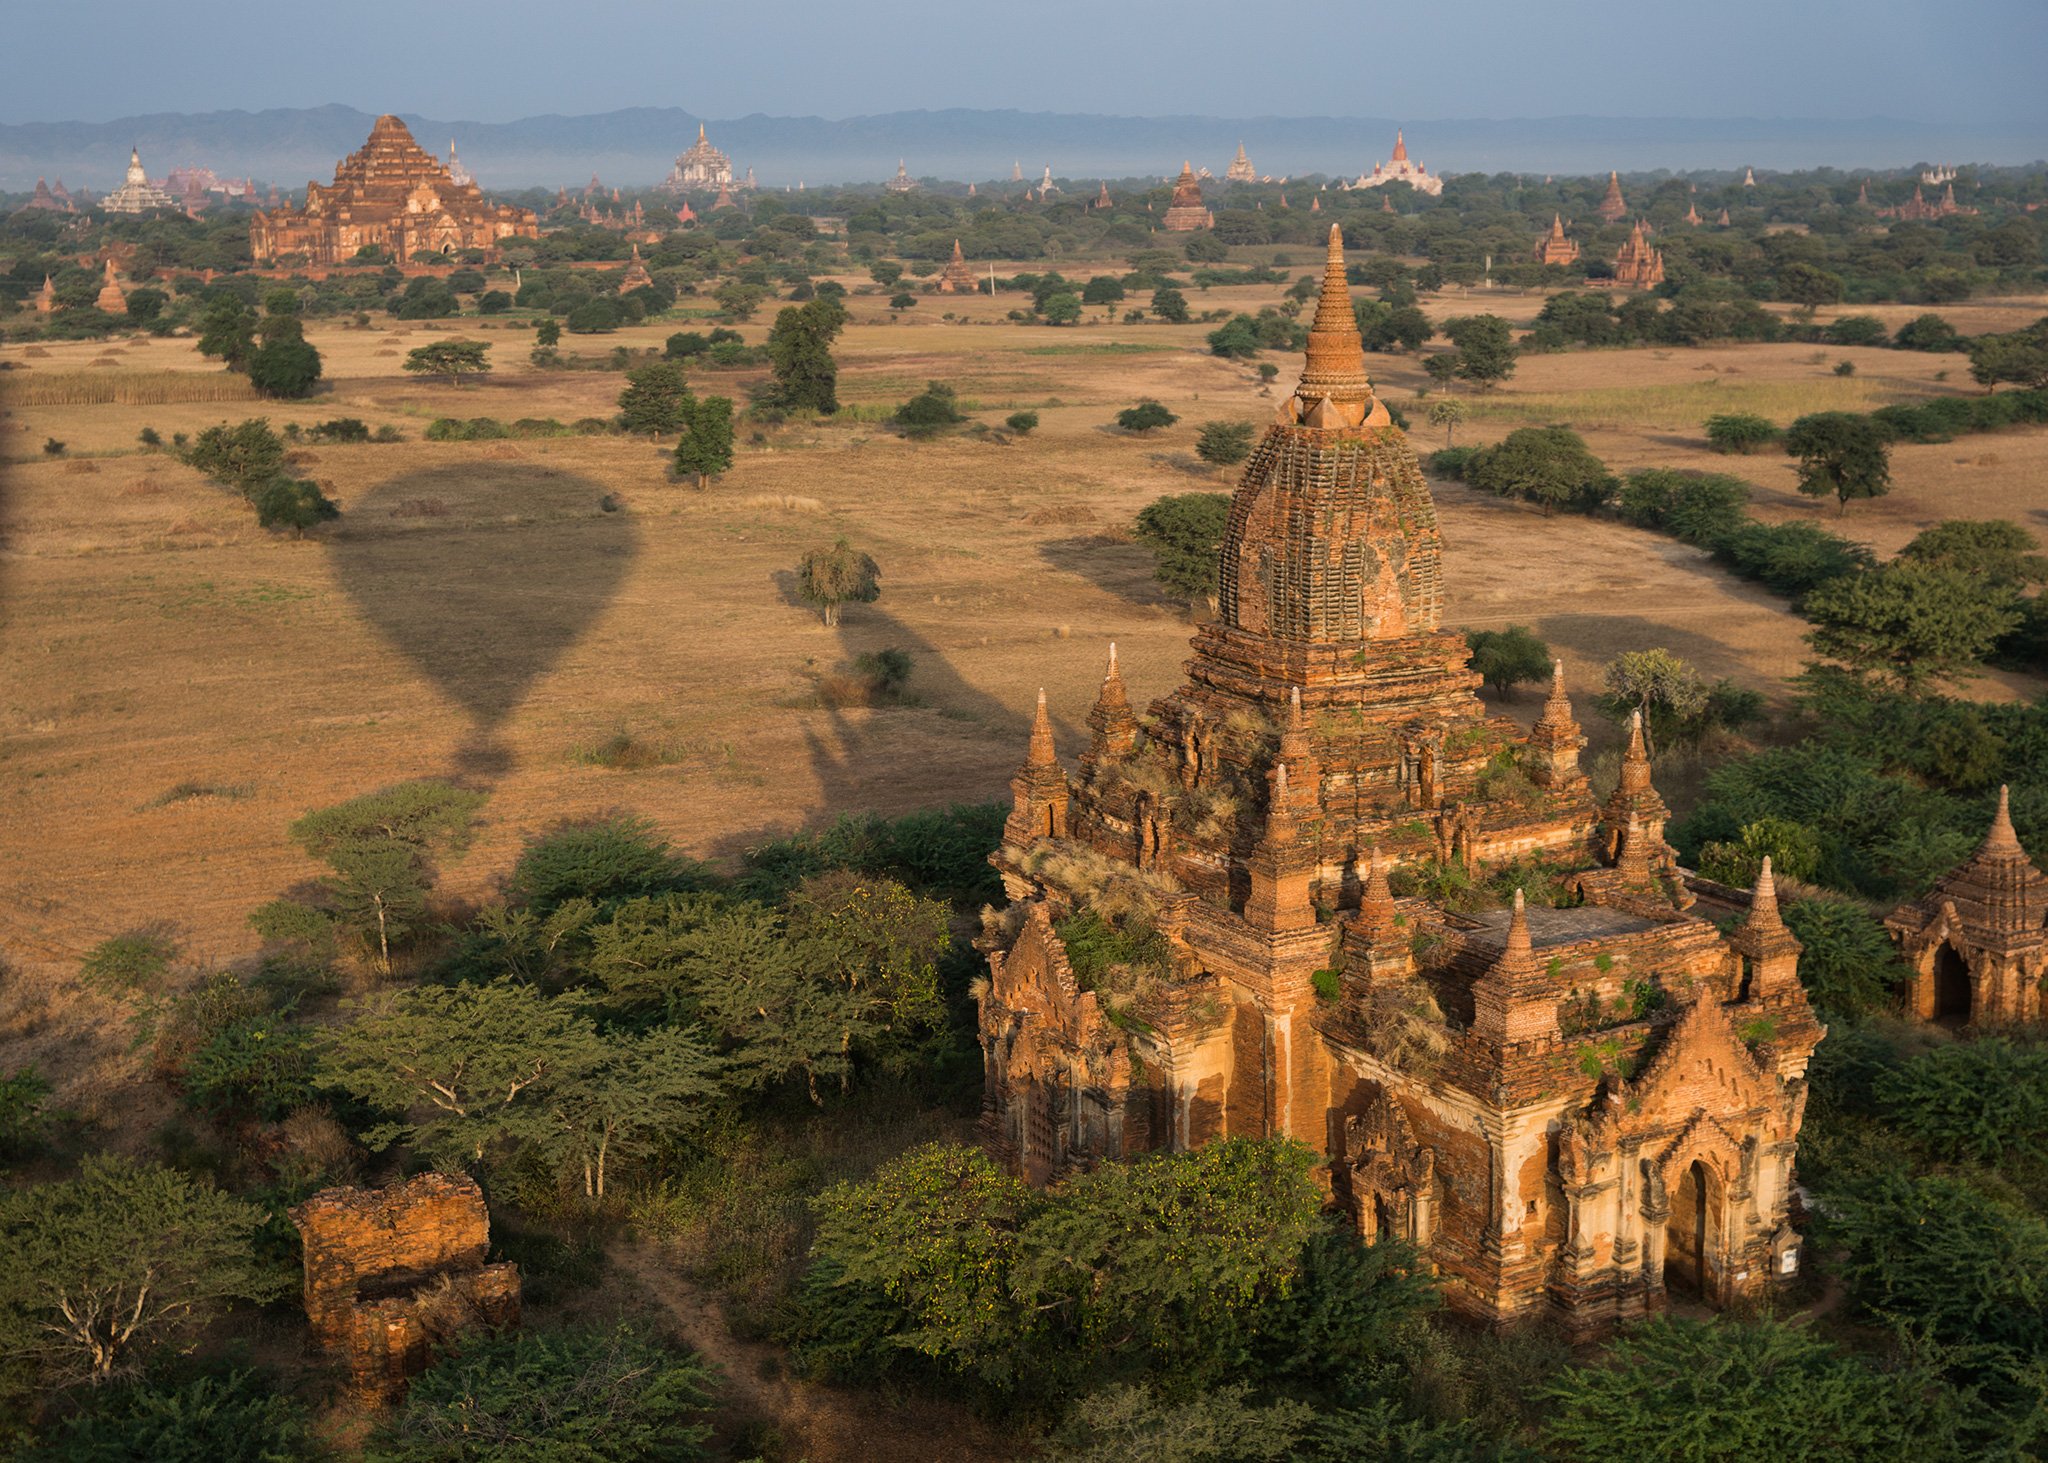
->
[1621,994,1781,1127]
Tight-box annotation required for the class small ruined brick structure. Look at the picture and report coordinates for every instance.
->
[936,239,980,294]
[1533,214,1579,266]
[250,115,537,265]
[617,243,654,294]
[1885,787,2048,1026]
[292,1173,521,1405]
[93,260,127,314]
[1596,170,1628,222]
[1610,220,1665,289]
[979,225,1822,1337]
[1162,162,1211,231]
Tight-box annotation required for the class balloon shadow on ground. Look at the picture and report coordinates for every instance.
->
[325,462,638,782]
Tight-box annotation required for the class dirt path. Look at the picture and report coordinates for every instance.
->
[611,1243,1021,1463]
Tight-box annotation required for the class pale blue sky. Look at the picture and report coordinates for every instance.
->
[8,0,2045,127]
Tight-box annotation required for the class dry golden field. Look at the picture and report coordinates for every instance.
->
[3,278,2045,1121]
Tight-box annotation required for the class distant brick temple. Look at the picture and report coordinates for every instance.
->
[936,239,980,293]
[1885,788,2047,1025]
[292,1173,520,1405]
[1609,220,1665,288]
[1596,170,1628,223]
[1532,214,1579,266]
[977,225,1823,1337]
[1162,162,1212,231]
[250,115,537,265]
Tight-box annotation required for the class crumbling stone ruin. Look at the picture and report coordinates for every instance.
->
[1162,162,1212,231]
[978,225,1824,1338]
[292,1172,521,1405]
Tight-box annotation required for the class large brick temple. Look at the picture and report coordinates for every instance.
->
[978,226,1824,1336]
[250,115,536,265]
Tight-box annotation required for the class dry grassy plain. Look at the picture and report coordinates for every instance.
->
[4,273,2045,1120]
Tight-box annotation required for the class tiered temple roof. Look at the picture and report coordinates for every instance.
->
[661,124,734,192]
[616,243,653,294]
[978,223,1821,1337]
[1161,161,1211,231]
[1610,219,1665,288]
[20,178,72,213]
[1226,141,1257,183]
[1533,213,1579,266]
[1350,129,1443,196]
[885,159,917,193]
[250,115,536,265]
[1885,788,2048,1025]
[101,148,178,214]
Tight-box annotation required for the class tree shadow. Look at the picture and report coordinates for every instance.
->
[325,463,638,783]
[1039,534,1184,612]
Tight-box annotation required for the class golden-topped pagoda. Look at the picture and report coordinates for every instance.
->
[977,224,1822,1337]
[250,115,536,265]
[101,147,177,215]
[1161,162,1211,231]
[661,123,734,192]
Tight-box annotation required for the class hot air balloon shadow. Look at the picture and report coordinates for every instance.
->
[327,462,638,781]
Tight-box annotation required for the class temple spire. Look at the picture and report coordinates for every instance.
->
[1749,856,1784,933]
[1085,642,1139,769]
[1028,687,1056,768]
[1502,888,1532,965]
[1620,711,1652,793]
[1294,225,1374,411]
[1983,784,2023,857]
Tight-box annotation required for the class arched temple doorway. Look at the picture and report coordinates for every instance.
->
[1664,1160,1720,1300]
[1932,945,1972,1024]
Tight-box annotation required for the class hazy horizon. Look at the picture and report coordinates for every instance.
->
[9,0,2045,131]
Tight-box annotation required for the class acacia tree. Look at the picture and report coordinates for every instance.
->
[1442,314,1518,388]
[1464,625,1552,698]
[1427,397,1465,447]
[795,538,880,627]
[1601,648,1706,757]
[1803,563,2020,691]
[1785,412,1890,514]
[545,1026,726,1199]
[403,339,492,387]
[1195,420,1256,467]
[0,1156,283,1384]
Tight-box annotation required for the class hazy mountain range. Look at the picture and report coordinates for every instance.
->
[2,105,2037,194]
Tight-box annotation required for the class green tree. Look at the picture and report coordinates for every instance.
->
[1426,397,1465,448]
[195,296,258,371]
[245,320,322,400]
[1601,648,1706,757]
[0,1156,283,1384]
[712,280,767,320]
[535,318,562,348]
[894,380,967,439]
[1875,1038,2048,1165]
[1441,314,1517,388]
[1464,625,1552,698]
[1785,412,1891,513]
[402,339,492,386]
[1135,492,1231,613]
[316,978,589,1165]
[1049,1383,1313,1463]
[1117,401,1178,435]
[184,418,284,497]
[0,1067,52,1164]
[548,1026,726,1199]
[1195,419,1256,467]
[1150,287,1190,324]
[766,296,847,414]
[617,361,692,436]
[1803,563,2020,691]
[1966,327,2048,391]
[670,394,734,488]
[868,260,904,286]
[254,781,485,976]
[1704,413,1779,454]
[889,291,917,310]
[1776,261,1845,314]
[1206,315,1261,359]
[1542,1317,1909,1462]
[252,478,339,537]
[796,537,881,627]
[783,871,953,1032]
[507,814,702,913]
[1042,292,1083,325]
[1898,519,2048,590]
[1465,425,1612,515]
[1082,275,1126,307]
[19,1367,312,1461]
[1005,410,1040,435]
[1893,314,1963,352]
[1782,897,1908,1015]
[368,1324,716,1463]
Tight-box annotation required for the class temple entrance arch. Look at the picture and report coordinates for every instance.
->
[1664,1160,1721,1299]
[1933,945,1972,1024]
